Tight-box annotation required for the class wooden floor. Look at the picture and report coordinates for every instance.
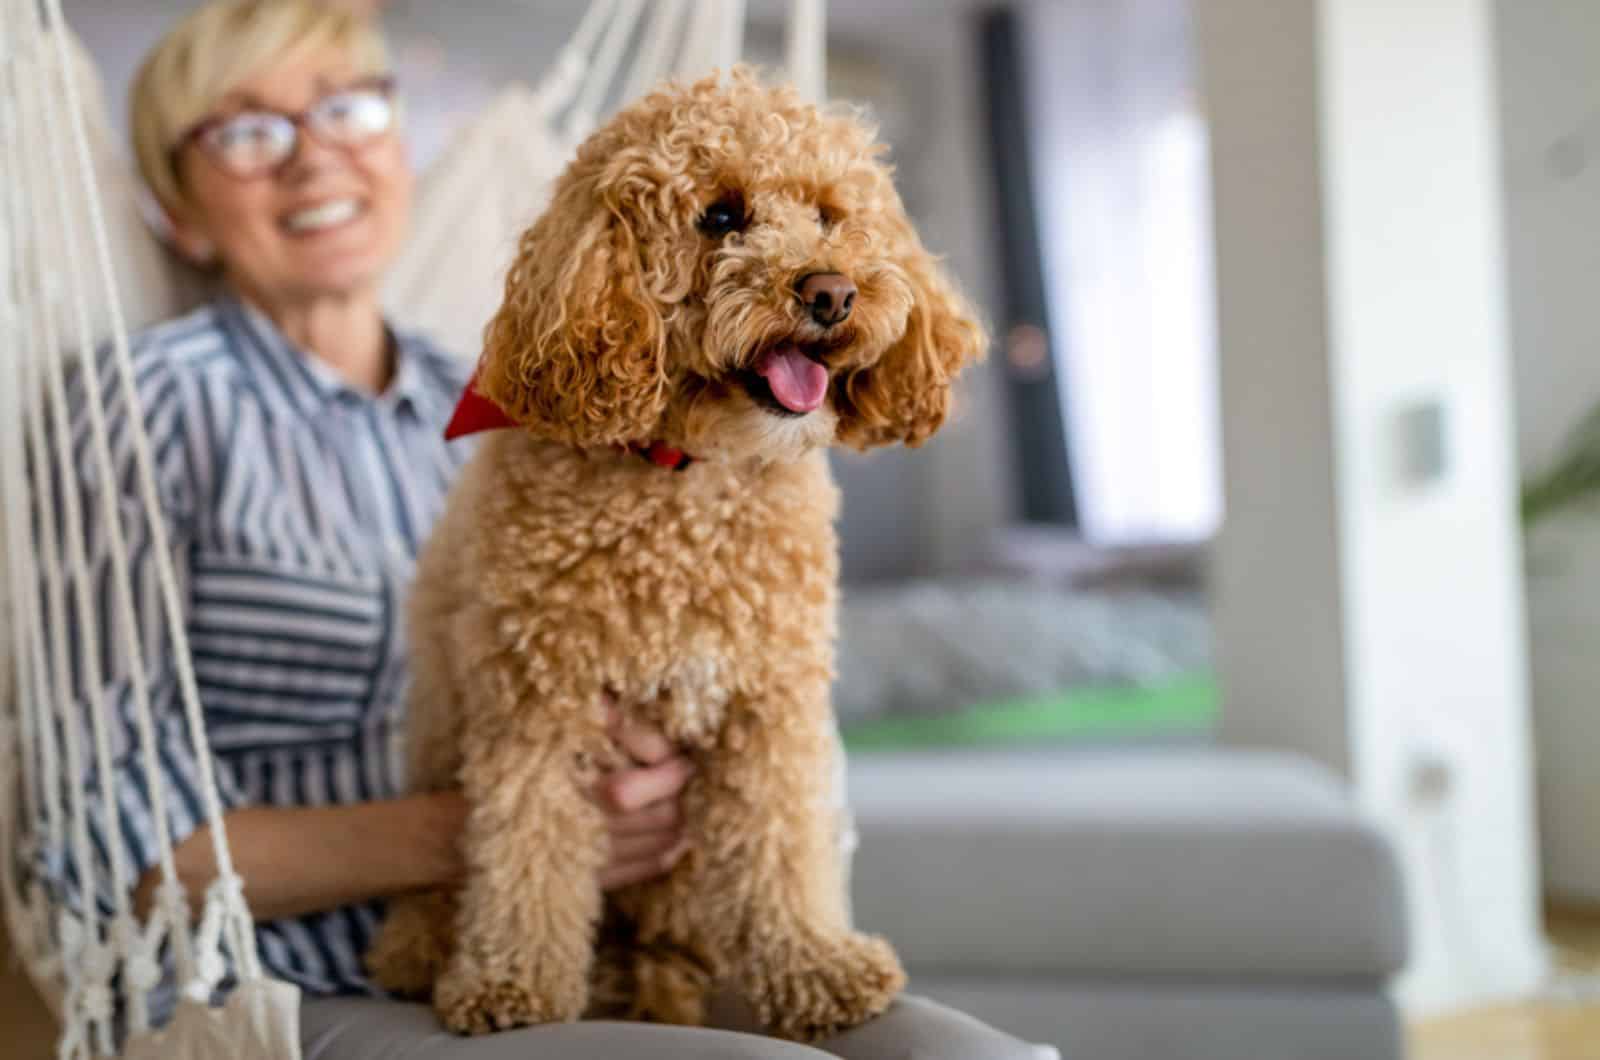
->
[1,919,60,1060]
[4,906,1599,1058]
[1410,905,1600,1060]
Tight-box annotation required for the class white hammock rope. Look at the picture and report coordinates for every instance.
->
[42,0,264,988]
[1,77,68,989]
[677,0,726,81]
[36,20,204,1037]
[2,0,266,1053]
[536,0,621,116]
[716,0,748,76]
[568,0,648,142]
[1,2,829,1056]
[0,108,45,873]
[0,331,40,840]
[8,103,71,981]
[785,0,826,104]
[8,27,122,1059]
[1,39,63,992]
[619,0,690,108]
[30,54,136,1057]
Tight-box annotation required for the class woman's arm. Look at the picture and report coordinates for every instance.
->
[134,725,696,921]
[134,792,467,922]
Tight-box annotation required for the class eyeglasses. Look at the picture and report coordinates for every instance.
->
[172,76,399,180]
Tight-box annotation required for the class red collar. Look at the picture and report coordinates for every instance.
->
[626,441,694,471]
[444,372,693,471]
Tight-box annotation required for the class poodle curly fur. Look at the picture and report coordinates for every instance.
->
[365,69,987,1041]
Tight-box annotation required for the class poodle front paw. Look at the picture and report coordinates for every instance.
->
[434,964,586,1035]
[752,931,906,1041]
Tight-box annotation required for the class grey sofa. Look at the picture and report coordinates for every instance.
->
[846,746,1409,1060]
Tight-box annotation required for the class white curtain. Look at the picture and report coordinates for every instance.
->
[1023,0,1221,545]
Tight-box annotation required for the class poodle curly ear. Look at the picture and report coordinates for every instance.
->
[476,179,668,448]
[836,243,989,450]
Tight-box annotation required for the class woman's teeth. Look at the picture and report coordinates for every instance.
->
[284,199,360,233]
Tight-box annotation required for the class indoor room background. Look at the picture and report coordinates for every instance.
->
[6,1,1599,1058]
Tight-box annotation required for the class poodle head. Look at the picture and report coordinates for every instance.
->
[477,68,988,464]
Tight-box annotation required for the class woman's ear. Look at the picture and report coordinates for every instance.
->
[476,176,669,448]
[835,242,988,450]
[162,202,216,267]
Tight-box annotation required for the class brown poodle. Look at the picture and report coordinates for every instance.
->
[366,69,987,1041]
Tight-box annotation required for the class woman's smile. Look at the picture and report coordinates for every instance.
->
[281,196,365,235]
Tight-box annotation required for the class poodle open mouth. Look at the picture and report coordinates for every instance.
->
[739,340,834,417]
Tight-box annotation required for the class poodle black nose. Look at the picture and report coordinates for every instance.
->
[797,272,857,327]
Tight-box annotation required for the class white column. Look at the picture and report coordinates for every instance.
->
[1198,0,1546,1014]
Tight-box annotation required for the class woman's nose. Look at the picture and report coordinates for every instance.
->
[278,127,344,181]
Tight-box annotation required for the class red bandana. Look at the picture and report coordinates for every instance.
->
[443,370,518,440]
[443,372,693,471]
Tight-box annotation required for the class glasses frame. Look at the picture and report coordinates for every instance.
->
[170,74,399,180]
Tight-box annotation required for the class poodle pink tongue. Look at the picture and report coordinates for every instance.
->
[755,344,829,413]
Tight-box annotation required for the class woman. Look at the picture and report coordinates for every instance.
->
[61,1,1045,1057]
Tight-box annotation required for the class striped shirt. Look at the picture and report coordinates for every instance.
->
[43,293,472,999]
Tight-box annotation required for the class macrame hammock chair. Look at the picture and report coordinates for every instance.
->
[0,1,829,1056]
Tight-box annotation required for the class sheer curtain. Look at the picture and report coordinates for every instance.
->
[1023,0,1220,545]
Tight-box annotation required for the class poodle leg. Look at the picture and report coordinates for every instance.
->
[366,701,463,1000]
[370,538,471,1000]
[602,860,719,1024]
[367,889,456,998]
[695,692,906,1041]
[433,718,608,1035]
[584,945,635,1019]
[583,903,645,1019]
[629,940,716,1026]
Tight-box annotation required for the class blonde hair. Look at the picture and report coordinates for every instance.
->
[131,0,389,211]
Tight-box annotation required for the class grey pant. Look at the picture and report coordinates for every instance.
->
[300,994,1054,1060]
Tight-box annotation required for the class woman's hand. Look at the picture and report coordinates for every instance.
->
[591,702,694,891]
[414,700,693,894]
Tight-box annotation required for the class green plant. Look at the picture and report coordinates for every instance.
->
[1523,402,1600,526]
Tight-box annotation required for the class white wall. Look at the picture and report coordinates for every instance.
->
[1495,0,1600,900]
[1200,0,1545,1015]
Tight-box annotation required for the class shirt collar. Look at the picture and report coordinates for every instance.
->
[385,330,437,418]
[218,293,428,419]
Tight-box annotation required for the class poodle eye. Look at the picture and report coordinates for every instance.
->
[818,203,841,229]
[698,196,748,238]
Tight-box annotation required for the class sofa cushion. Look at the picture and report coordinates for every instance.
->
[907,975,1401,1060]
[846,747,1407,979]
